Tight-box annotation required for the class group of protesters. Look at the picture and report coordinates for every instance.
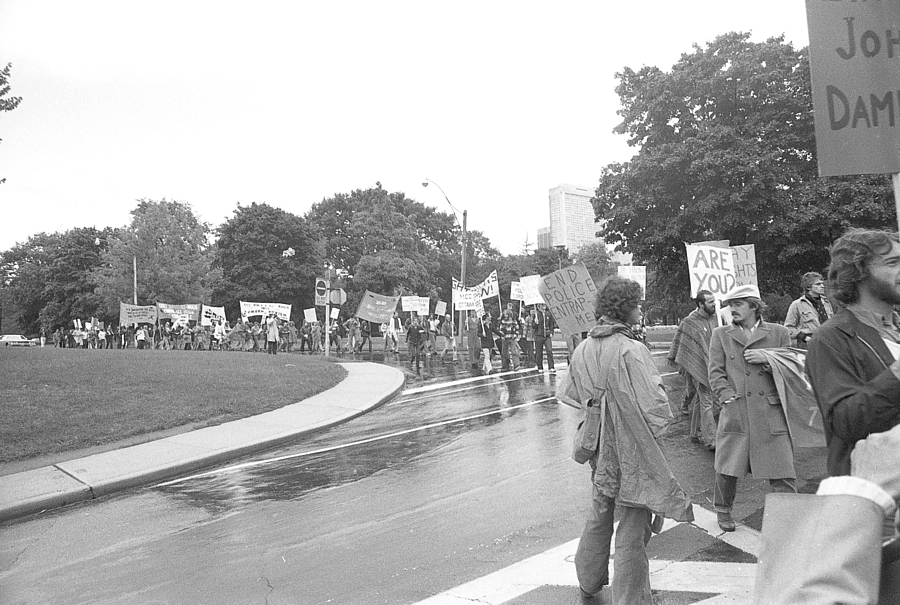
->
[563,227,900,604]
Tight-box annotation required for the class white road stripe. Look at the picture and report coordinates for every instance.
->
[401,366,566,396]
[155,397,557,487]
[412,504,760,605]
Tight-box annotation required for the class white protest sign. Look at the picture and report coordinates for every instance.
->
[685,243,737,300]
[617,266,647,299]
[520,275,544,306]
[304,308,317,323]
[510,281,524,301]
[435,301,447,316]
[330,307,340,319]
[478,270,499,299]
[200,305,227,326]
[401,296,419,312]
[454,289,479,311]
[419,297,431,315]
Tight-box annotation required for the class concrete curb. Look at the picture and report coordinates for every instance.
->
[0,362,405,523]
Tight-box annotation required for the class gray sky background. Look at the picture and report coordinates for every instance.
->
[0,1,811,257]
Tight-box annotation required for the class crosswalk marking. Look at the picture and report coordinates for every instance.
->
[413,505,760,605]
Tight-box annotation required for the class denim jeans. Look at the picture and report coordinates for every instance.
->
[575,486,653,603]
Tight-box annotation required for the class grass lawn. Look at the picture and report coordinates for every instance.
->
[0,348,346,464]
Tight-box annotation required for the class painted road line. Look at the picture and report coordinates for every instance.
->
[155,397,557,487]
[392,375,550,406]
[402,365,566,396]
[413,504,759,605]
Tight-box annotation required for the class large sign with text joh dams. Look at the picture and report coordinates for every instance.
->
[806,0,900,176]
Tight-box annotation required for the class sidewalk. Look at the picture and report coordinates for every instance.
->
[0,362,405,523]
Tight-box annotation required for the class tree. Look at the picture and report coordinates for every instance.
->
[93,199,220,315]
[569,241,617,285]
[1,227,112,333]
[307,183,467,307]
[0,62,22,185]
[593,33,894,313]
[213,202,323,322]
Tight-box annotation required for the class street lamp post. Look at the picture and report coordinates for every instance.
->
[422,179,467,346]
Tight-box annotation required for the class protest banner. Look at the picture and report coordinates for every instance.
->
[685,243,737,300]
[200,304,227,326]
[538,263,598,338]
[303,308,317,324]
[401,296,419,312]
[730,244,757,287]
[617,266,647,299]
[454,289,479,311]
[478,270,499,299]
[510,281,524,301]
[157,302,201,325]
[239,301,291,321]
[435,300,447,316]
[806,1,900,177]
[520,274,544,306]
[120,303,158,326]
[356,290,400,324]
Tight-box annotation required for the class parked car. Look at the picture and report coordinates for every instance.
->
[0,334,38,347]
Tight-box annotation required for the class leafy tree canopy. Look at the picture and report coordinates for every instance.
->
[1,62,22,184]
[93,199,220,315]
[593,32,894,318]
[213,202,323,322]
[1,227,113,333]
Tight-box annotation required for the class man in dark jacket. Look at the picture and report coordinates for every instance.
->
[532,303,556,371]
[806,229,900,477]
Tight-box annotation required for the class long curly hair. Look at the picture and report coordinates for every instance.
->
[595,276,642,323]
[828,229,899,304]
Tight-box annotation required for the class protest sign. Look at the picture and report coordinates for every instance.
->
[806,1,900,176]
[730,244,757,287]
[685,243,737,300]
[520,275,544,306]
[617,266,647,299]
[538,263,598,338]
[454,289,479,311]
[120,303,158,326]
[435,300,447,316]
[401,296,419,312]
[157,302,201,325]
[330,307,340,319]
[356,290,400,324]
[303,308,317,324]
[478,270,499,299]
[419,297,431,315]
[510,281,524,301]
[200,305,227,326]
[239,301,291,321]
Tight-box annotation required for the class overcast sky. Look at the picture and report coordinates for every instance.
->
[0,1,811,257]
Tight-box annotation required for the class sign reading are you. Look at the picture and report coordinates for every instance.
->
[685,243,737,300]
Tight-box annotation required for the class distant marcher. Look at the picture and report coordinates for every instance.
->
[266,314,279,355]
[708,284,795,532]
[343,316,360,353]
[532,303,556,371]
[357,318,372,353]
[521,308,535,367]
[668,290,719,451]
[784,271,834,348]
[499,308,521,371]
[440,314,458,362]
[477,313,497,373]
[407,317,427,374]
[467,311,481,369]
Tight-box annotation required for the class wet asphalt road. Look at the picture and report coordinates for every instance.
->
[0,348,827,604]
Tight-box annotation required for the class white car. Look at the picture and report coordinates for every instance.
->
[0,334,37,347]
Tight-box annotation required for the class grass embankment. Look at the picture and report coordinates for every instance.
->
[0,348,346,464]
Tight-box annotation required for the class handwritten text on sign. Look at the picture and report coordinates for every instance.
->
[686,244,737,300]
[806,1,900,176]
[538,263,598,338]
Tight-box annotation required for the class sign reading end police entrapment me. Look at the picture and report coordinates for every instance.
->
[806,1,900,176]
[537,264,598,338]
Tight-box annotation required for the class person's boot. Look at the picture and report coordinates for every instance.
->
[717,511,736,532]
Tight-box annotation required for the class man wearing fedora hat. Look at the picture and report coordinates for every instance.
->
[707,284,795,532]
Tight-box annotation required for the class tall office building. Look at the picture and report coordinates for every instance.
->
[536,227,551,250]
[548,184,599,253]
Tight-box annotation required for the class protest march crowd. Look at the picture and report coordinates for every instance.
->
[33,227,900,604]
[558,228,900,604]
